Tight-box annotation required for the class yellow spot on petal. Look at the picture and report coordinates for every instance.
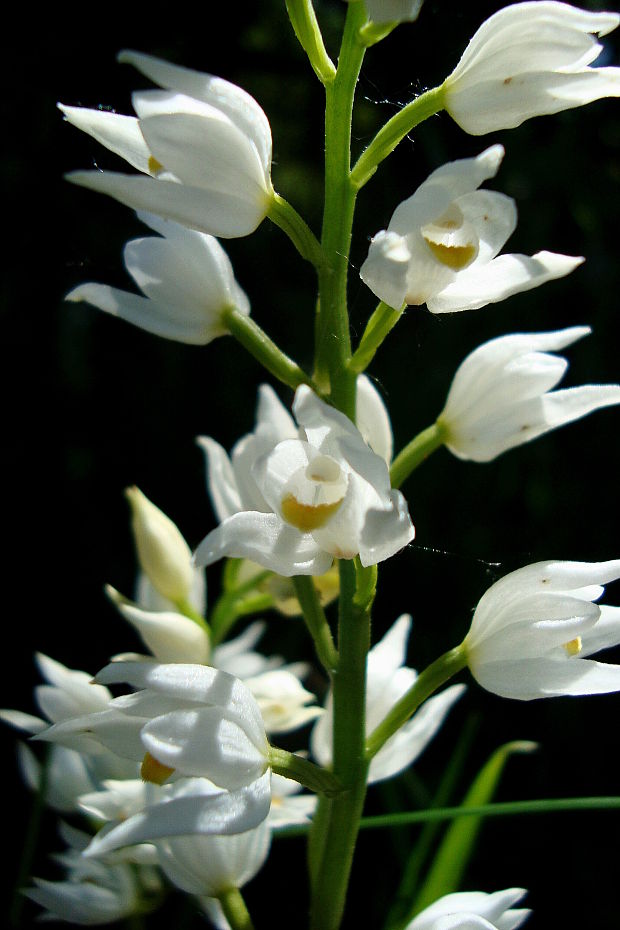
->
[564,636,582,657]
[424,240,478,270]
[141,751,175,785]
[148,155,165,175]
[281,494,343,533]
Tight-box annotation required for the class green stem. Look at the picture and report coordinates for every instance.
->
[309,559,371,930]
[222,305,317,393]
[359,20,399,47]
[292,575,338,673]
[269,747,343,796]
[315,0,367,416]
[349,301,406,374]
[279,795,620,839]
[285,0,336,84]
[351,85,446,189]
[210,569,273,645]
[358,796,620,829]
[172,597,210,635]
[217,888,255,930]
[268,193,326,270]
[390,421,446,488]
[366,646,467,760]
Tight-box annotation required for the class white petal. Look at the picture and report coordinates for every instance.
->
[197,436,243,522]
[58,104,151,173]
[356,375,393,465]
[96,662,265,741]
[66,281,223,344]
[157,820,271,896]
[370,685,466,783]
[105,586,210,664]
[67,170,269,238]
[141,707,268,786]
[427,251,583,313]
[85,773,271,856]
[139,111,269,204]
[358,489,415,566]
[390,145,505,234]
[193,511,333,577]
[118,50,273,175]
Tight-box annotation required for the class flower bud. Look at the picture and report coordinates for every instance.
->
[125,487,193,603]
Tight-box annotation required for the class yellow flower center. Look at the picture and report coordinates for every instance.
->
[148,155,165,176]
[421,205,479,270]
[563,636,583,657]
[141,751,175,785]
[280,455,347,532]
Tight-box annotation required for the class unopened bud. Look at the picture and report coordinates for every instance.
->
[125,486,193,603]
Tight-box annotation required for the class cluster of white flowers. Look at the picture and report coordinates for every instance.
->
[6,1,620,927]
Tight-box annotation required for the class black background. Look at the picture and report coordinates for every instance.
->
[3,1,620,927]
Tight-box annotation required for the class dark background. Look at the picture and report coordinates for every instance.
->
[3,1,620,927]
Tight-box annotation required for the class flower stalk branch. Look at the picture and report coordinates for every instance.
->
[349,300,406,373]
[217,888,255,930]
[269,747,343,797]
[285,0,336,85]
[268,193,326,270]
[292,576,339,674]
[351,85,445,189]
[366,646,467,760]
[222,305,317,392]
[390,422,447,488]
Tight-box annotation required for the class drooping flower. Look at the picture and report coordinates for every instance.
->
[60,51,274,237]
[437,326,620,462]
[194,384,413,576]
[312,615,464,782]
[463,559,620,700]
[442,2,620,136]
[38,663,275,856]
[66,212,250,345]
[405,888,530,929]
[359,145,582,312]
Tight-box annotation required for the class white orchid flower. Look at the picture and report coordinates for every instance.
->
[312,615,465,782]
[405,888,530,929]
[464,559,620,700]
[67,212,250,345]
[359,145,582,312]
[156,819,271,897]
[438,326,620,462]
[195,384,412,576]
[442,3,620,135]
[60,51,274,237]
